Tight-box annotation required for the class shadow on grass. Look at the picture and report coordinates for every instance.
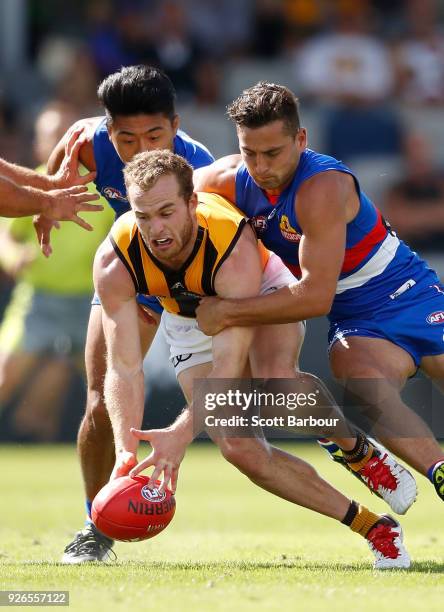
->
[6,559,444,574]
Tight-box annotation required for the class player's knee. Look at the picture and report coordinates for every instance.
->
[254,362,296,378]
[219,438,271,479]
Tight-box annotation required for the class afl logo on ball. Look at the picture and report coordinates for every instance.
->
[426,311,444,325]
[141,485,166,502]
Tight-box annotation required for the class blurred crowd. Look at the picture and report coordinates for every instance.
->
[1,0,444,441]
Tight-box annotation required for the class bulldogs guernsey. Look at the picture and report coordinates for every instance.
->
[235,148,441,324]
[93,117,214,218]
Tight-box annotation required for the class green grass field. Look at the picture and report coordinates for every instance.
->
[0,443,442,611]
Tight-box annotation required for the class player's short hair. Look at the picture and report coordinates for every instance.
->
[227,82,300,135]
[124,150,194,202]
[97,65,177,122]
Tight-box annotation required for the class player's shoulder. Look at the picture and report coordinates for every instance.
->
[175,129,214,168]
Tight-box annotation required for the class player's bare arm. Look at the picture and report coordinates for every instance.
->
[196,171,352,334]
[130,224,263,491]
[193,154,240,203]
[93,238,143,478]
[33,119,103,256]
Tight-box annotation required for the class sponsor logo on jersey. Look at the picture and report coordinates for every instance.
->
[279,215,301,243]
[141,485,166,502]
[251,215,268,233]
[426,311,444,325]
[102,186,128,202]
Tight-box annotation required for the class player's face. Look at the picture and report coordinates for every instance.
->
[237,121,307,192]
[108,114,179,164]
[129,174,197,267]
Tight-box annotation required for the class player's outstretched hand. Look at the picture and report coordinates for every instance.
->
[196,296,226,335]
[129,427,187,494]
[33,214,60,258]
[46,185,102,226]
[52,125,96,188]
[110,450,138,480]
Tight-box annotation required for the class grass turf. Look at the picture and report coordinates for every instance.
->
[0,443,442,611]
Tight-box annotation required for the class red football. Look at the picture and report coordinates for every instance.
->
[91,476,176,542]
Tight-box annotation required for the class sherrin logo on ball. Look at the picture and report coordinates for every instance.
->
[426,311,444,325]
[91,475,176,542]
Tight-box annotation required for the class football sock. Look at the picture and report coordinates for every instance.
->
[85,499,93,524]
[342,433,374,472]
[428,460,444,501]
[341,500,380,537]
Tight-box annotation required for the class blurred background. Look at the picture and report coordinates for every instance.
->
[1,0,444,442]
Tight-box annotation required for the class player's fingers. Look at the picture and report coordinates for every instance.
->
[65,129,80,157]
[72,215,93,231]
[76,171,97,185]
[75,199,102,210]
[159,465,173,492]
[129,453,155,478]
[170,467,179,494]
[148,463,164,489]
[130,427,153,442]
[64,185,88,195]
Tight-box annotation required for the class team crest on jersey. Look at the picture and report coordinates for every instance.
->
[102,186,128,202]
[426,311,444,325]
[279,215,301,243]
[251,215,268,233]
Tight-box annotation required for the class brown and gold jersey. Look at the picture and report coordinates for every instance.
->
[109,192,269,317]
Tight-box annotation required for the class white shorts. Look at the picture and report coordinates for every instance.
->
[160,252,297,376]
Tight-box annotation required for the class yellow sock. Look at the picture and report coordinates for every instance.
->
[349,504,380,537]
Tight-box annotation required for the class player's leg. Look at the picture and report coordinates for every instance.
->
[250,321,417,514]
[11,357,72,440]
[63,303,159,564]
[418,353,444,500]
[175,346,409,568]
[331,336,444,473]
[211,433,409,568]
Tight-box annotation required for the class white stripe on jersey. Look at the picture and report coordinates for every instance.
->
[336,232,400,295]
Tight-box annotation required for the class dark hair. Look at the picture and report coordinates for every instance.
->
[227,82,300,135]
[97,65,177,121]
[124,150,194,203]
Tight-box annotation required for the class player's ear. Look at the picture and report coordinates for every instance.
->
[297,127,307,149]
[171,114,180,134]
[189,192,198,212]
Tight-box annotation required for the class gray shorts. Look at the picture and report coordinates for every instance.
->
[23,291,92,355]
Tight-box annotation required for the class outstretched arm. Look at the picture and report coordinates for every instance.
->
[196,171,348,334]
[93,238,144,478]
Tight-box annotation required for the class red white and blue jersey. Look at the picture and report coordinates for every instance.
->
[93,117,214,218]
[235,149,439,321]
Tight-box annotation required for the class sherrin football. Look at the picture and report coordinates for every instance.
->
[92,475,176,541]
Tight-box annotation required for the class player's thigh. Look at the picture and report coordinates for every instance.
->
[420,353,444,391]
[330,335,415,384]
[0,351,39,399]
[177,361,213,404]
[249,321,304,378]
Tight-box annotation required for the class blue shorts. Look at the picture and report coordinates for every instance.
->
[91,292,163,314]
[328,280,444,367]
